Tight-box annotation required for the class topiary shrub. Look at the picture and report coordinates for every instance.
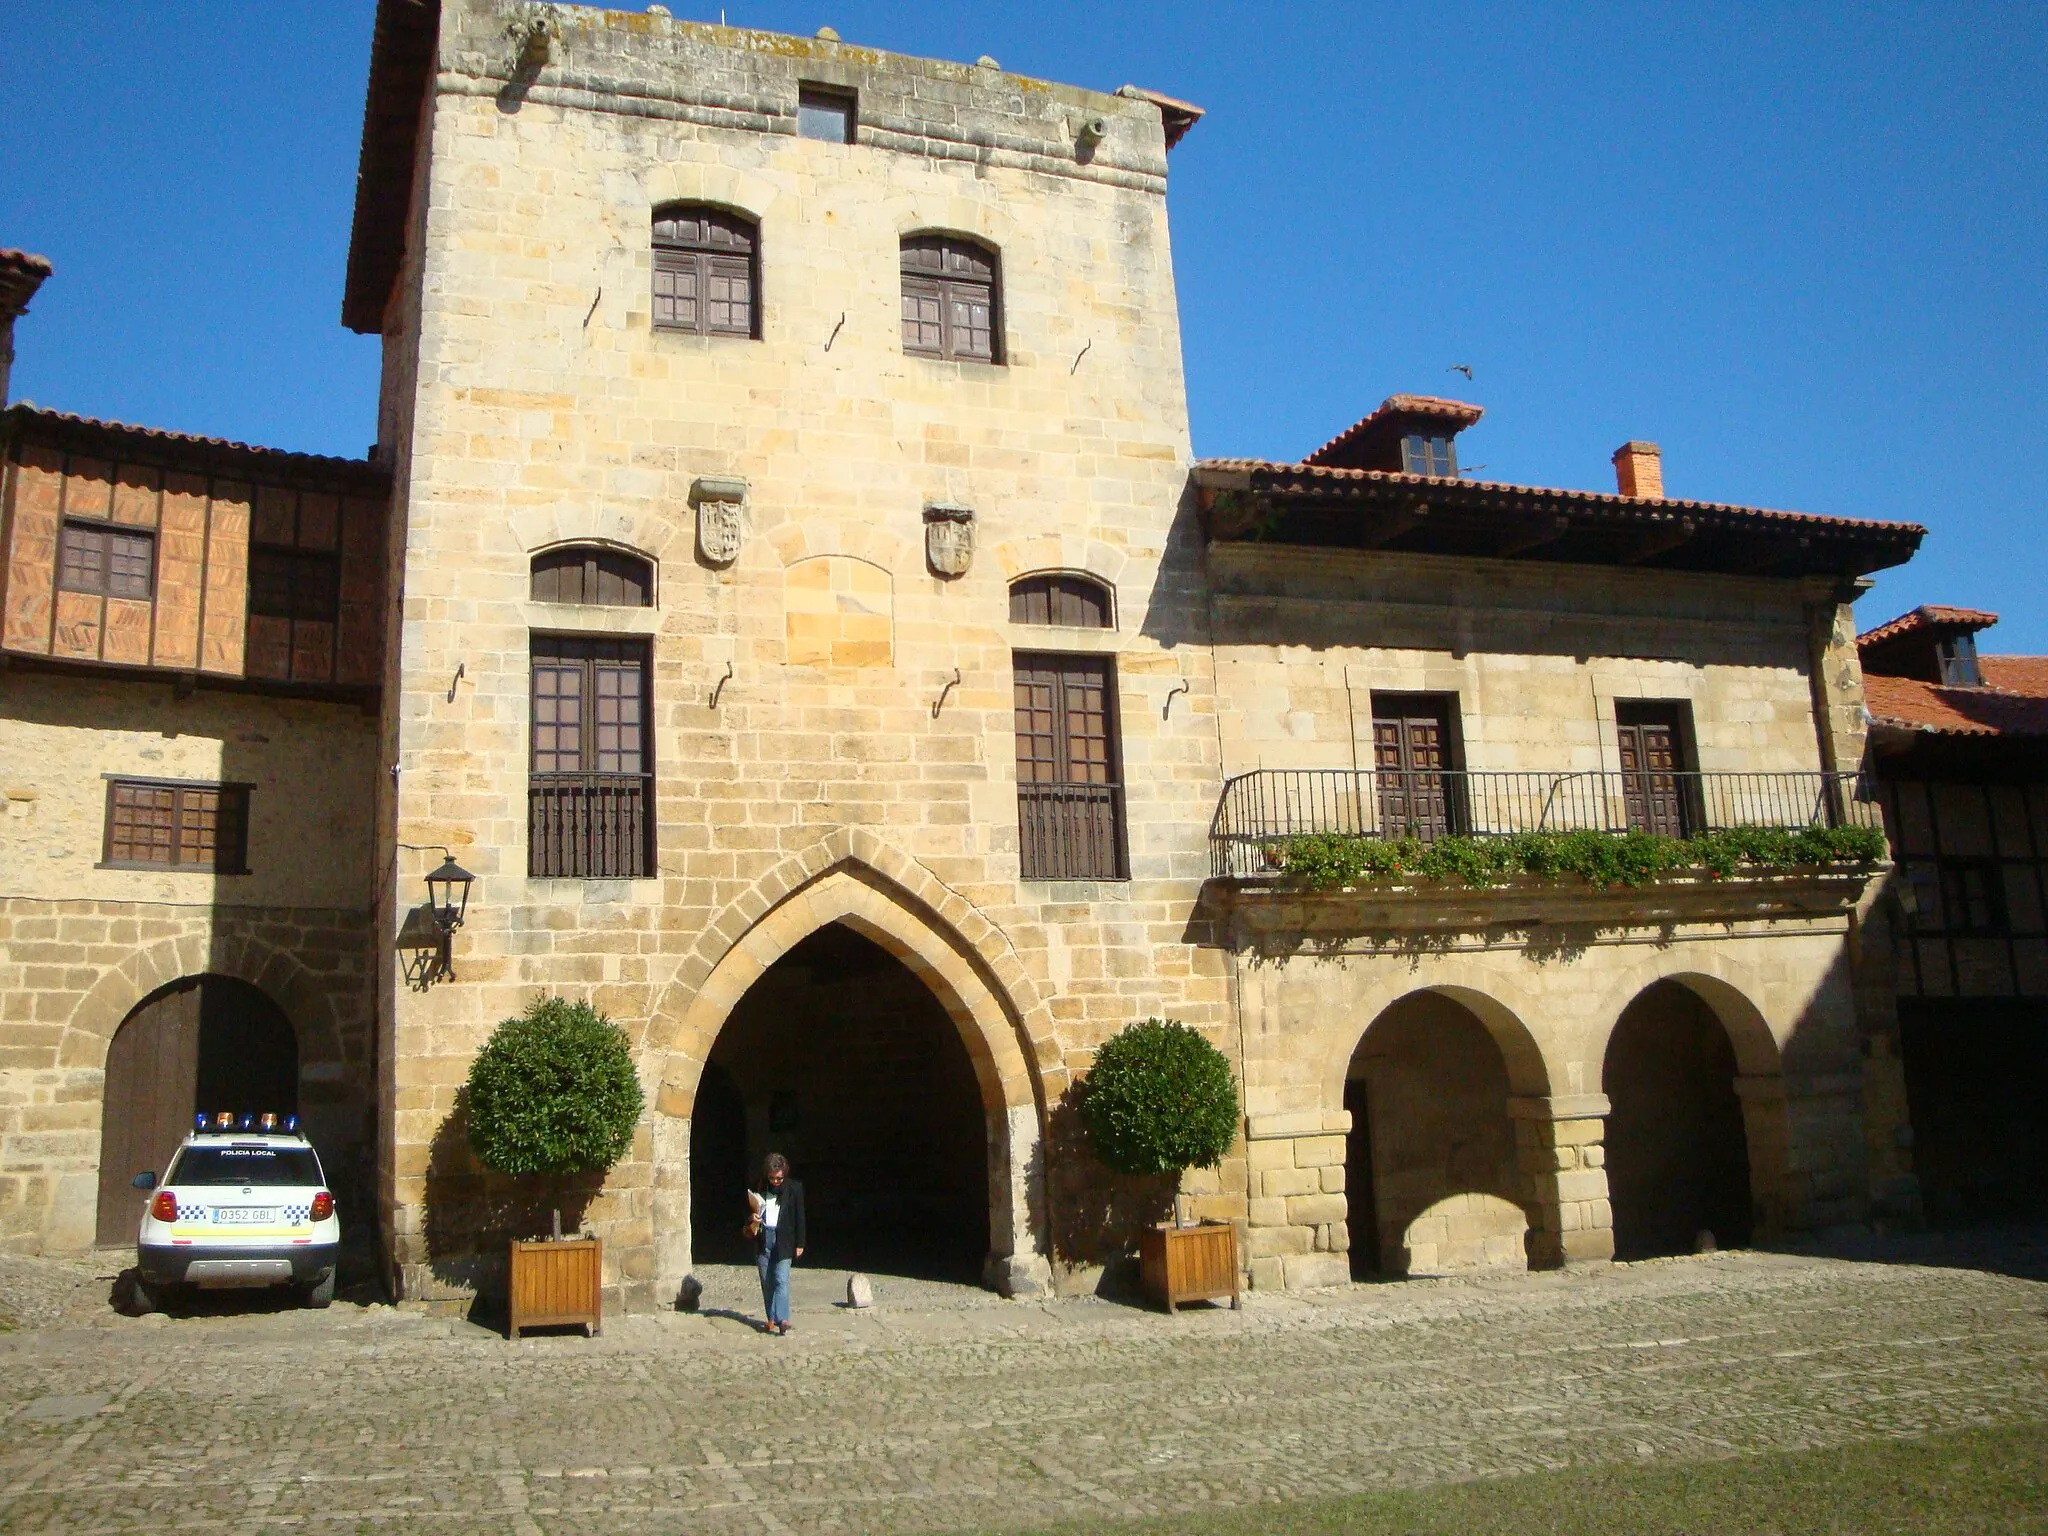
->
[465,997,644,1177]
[1080,1018,1240,1178]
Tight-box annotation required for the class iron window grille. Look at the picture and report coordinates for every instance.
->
[1014,651,1128,880]
[529,635,654,878]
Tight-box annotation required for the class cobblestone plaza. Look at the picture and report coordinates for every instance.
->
[2,1239,2044,1534]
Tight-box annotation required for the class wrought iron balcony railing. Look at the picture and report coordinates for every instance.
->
[1018,781,1129,881]
[1210,768,1880,879]
[529,772,653,878]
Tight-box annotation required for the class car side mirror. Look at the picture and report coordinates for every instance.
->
[131,1171,157,1191]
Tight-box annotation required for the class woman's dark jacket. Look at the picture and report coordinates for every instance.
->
[756,1179,806,1261]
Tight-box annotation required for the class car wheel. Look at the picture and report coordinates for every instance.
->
[300,1269,336,1309]
[130,1276,161,1315]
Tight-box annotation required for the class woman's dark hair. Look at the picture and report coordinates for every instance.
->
[761,1152,790,1182]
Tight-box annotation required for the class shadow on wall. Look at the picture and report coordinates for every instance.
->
[422,1088,600,1308]
[1044,1081,1176,1295]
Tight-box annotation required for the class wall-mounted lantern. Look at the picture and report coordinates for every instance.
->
[425,855,475,981]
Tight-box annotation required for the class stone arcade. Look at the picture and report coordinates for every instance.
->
[1,3,1942,1308]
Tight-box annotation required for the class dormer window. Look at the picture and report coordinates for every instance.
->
[1401,434,1457,478]
[1936,631,1982,687]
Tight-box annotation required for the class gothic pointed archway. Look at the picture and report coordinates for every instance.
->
[649,856,1053,1299]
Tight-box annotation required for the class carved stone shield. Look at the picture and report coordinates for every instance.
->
[692,475,748,566]
[924,504,975,578]
[697,500,743,566]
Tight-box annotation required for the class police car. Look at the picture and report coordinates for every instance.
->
[131,1113,341,1310]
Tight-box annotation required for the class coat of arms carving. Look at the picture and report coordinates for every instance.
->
[692,476,747,567]
[924,504,975,579]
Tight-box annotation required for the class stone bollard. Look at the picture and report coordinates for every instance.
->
[846,1273,874,1309]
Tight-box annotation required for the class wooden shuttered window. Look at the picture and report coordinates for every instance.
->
[901,236,998,362]
[652,207,757,338]
[1009,573,1113,629]
[101,778,249,873]
[530,545,653,607]
[58,520,155,599]
[1371,694,1461,840]
[1014,652,1127,880]
[529,636,653,878]
[1616,701,1697,837]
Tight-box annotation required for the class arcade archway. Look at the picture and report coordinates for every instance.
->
[95,975,296,1245]
[1603,979,1753,1259]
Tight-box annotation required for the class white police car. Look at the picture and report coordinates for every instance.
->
[131,1113,341,1310]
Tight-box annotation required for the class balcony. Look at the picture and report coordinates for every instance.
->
[1211,768,1880,881]
[528,773,653,878]
[1018,782,1129,881]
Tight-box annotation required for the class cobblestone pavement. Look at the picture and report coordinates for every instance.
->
[2,1237,2045,1534]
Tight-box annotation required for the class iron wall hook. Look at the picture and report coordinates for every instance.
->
[932,667,962,719]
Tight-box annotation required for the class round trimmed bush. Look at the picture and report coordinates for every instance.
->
[465,997,644,1177]
[1080,1018,1240,1177]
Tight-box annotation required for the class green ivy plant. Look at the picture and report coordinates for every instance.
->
[1079,1018,1241,1178]
[1263,823,1888,893]
[465,997,644,1177]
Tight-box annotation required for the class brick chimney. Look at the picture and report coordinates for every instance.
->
[0,249,54,407]
[1611,440,1663,499]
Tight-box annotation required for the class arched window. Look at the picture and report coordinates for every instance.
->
[1009,573,1112,629]
[901,234,999,362]
[652,205,758,338]
[530,545,654,607]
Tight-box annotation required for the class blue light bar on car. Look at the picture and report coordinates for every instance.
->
[195,1113,208,1132]
[284,1115,299,1133]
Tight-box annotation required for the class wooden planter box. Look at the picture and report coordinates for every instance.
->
[1140,1221,1241,1313]
[509,1237,602,1339]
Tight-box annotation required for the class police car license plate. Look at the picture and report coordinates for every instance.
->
[214,1207,281,1224]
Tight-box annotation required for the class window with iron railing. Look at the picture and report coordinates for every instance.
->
[1014,652,1127,880]
[529,635,653,878]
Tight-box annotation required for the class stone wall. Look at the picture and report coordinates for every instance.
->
[0,671,379,1252]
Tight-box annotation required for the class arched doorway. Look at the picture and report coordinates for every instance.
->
[95,975,297,1246]
[690,923,990,1280]
[1603,979,1753,1259]
[1345,991,1531,1277]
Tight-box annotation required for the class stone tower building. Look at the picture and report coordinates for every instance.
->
[347,1,1220,1303]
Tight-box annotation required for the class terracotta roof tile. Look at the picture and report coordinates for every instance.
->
[1863,669,2048,737]
[0,248,53,316]
[1196,456,1925,539]
[1982,655,2048,696]
[3,404,388,487]
[1856,605,2001,648]
[1304,395,1485,467]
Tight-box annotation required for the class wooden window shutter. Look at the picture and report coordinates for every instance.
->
[1013,652,1127,880]
[652,206,758,338]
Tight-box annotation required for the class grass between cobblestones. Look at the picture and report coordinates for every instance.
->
[979,1421,2048,1536]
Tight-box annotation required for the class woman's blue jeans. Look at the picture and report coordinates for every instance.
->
[756,1253,791,1327]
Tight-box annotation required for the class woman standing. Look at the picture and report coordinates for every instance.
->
[751,1152,805,1335]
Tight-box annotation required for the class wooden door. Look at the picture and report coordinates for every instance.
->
[1013,654,1126,879]
[1617,706,1691,837]
[96,980,202,1246]
[1372,698,1455,839]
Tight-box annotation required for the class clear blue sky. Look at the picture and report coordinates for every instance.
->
[5,2,2043,647]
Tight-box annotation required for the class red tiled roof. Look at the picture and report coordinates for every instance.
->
[1983,655,2048,696]
[1197,456,1924,538]
[1864,668,2048,737]
[1304,395,1485,467]
[3,404,388,488]
[1856,605,2001,648]
[1117,86,1205,150]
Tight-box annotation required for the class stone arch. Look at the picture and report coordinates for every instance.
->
[645,829,1061,1297]
[881,191,1030,261]
[1338,986,1548,1277]
[637,166,780,231]
[1583,957,1785,1080]
[506,506,690,574]
[765,521,913,575]
[1322,982,1552,1112]
[992,535,1131,591]
[57,932,347,1081]
[1597,969,1790,1242]
[780,553,895,669]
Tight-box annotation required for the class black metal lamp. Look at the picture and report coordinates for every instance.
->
[425,855,474,981]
